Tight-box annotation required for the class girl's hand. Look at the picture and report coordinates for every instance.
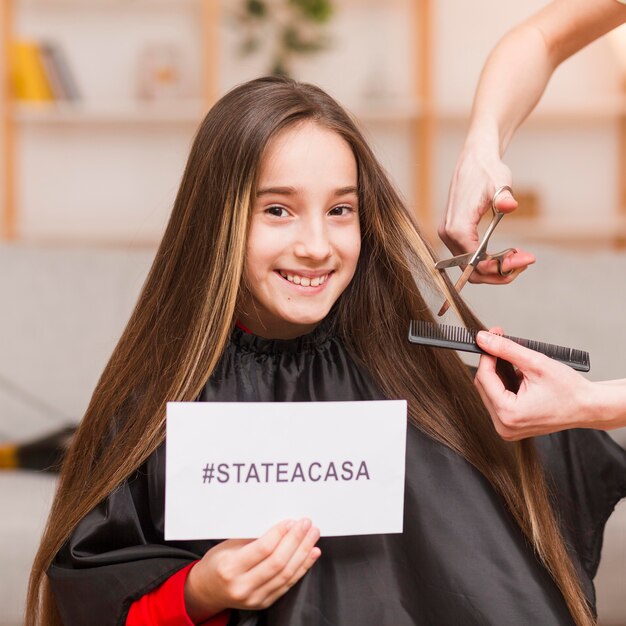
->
[440,147,535,284]
[184,518,321,622]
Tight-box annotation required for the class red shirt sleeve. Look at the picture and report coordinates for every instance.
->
[126,561,230,626]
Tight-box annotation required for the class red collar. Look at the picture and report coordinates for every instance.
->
[235,321,253,334]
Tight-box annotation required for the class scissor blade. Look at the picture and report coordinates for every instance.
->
[437,263,476,316]
[434,252,474,270]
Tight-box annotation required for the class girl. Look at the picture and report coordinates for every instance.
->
[27,77,626,626]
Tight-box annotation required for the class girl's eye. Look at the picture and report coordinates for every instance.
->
[328,205,353,216]
[266,206,289,217]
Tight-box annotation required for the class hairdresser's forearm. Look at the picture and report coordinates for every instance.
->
[465,0,626,158]
[464,23,554,158]
[588,379,626,430]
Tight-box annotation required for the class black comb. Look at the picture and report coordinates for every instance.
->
[408,321,590,372]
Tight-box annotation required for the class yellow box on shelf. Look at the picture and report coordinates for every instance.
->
[10,40,55,102]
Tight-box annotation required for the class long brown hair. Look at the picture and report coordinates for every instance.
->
[27,76,594,626]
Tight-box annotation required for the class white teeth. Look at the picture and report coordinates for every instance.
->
[278,271,330,286]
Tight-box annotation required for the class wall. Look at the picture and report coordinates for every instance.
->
[3,0,625,240]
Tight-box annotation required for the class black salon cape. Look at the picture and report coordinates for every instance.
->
[49,323,626,626]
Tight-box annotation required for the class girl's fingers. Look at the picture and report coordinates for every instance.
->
[263,548,322,608]
[235,519,293,572]
[266,523,320,590]
[245,519,320,595]
[251,518,313,583]
[252,532,322,608]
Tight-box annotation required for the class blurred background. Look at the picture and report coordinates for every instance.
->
[0,0,625,624]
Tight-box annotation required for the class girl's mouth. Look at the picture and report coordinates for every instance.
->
[276,270,333,288]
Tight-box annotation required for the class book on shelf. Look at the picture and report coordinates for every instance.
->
[10,40,54,102]
[10,39,80,103]
[40,41,80,101]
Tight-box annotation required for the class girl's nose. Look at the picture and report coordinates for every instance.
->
[293,218,332,261]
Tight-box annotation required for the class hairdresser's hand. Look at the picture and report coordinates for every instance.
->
[184,518,321,621]
[473,327,596,440]
[440,146,535,284]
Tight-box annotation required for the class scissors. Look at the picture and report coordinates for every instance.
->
[435,185,518,316]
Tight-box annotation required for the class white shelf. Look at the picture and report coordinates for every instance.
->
[438,97,626,124]
[353,99,424,122]
[13,100,206,124]
[497,216,626,246]
[20,0,199,8]
[16,96,625,127]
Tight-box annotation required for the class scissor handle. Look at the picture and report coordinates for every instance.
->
[468,185,513,266]
[491,185,513,216]
[468,212,503,266]
[484,247,517,276]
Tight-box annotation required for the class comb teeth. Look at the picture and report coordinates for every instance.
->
[408,321,590,372]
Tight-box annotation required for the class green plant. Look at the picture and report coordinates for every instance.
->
[235,0,334,77]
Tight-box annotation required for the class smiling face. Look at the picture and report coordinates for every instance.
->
[238,121,361,339]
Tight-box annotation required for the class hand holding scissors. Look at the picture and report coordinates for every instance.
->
[435,186,527,316]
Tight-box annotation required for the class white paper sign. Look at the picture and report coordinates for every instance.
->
[165,400,407,539]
